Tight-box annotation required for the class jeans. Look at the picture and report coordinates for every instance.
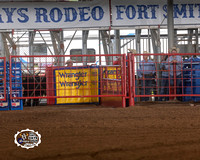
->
[160,76,169,101]
[170,74,182,100]
[160,75,182,101]
[141,75,154,101]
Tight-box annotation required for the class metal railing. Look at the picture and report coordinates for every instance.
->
[10,54,127,107]
[129,52,200,105]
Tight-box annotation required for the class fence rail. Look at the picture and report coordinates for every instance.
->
[129,52,200,105]
[6,53,200,107]
[9,54,127,107]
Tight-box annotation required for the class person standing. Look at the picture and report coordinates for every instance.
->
[65,59,74,67]
[138,51,156,101]
[165,47,183,100]
[160,55,169,101]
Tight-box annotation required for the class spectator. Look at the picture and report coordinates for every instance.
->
[66,59,74,67]
[160,55,169,101]
[128,49,136,54]
[138,51,156,101]
[165,47,182,100]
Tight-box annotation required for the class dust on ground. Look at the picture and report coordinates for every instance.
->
[0,102,200,160]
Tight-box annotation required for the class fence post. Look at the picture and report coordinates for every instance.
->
[128,53,134,106]
[132,54,136,106]
[122,54,126,108]
[173,62,177,100]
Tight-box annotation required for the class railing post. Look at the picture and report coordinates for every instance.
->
[122,54,126,108]
[132,54,135,106]
[173,62,177,100]
[128,53,134,106]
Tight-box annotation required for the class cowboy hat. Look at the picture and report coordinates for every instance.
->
[169,46,180,53]
[143,51,151,55]
[66,59,74,64]
[128,49,137,53]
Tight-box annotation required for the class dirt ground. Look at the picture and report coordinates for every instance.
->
[0,102,200,160]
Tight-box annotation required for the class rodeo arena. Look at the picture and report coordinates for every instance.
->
[1,0,200,159]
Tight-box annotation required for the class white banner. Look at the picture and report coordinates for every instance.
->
[0,1,110,29]
[112,0,200,27]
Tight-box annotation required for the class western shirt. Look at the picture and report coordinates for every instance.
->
[138,59,156,78]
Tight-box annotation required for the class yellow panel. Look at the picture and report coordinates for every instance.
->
[55,67,99,104]
[102,66,121,93]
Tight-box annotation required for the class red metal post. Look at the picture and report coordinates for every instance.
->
[122,54,126,108]
[128,53,134,106]
[173,62,177,99]
[116,66,119,93]
[132,54,135,106]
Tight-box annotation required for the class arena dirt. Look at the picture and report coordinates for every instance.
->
[0,102,200,160]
